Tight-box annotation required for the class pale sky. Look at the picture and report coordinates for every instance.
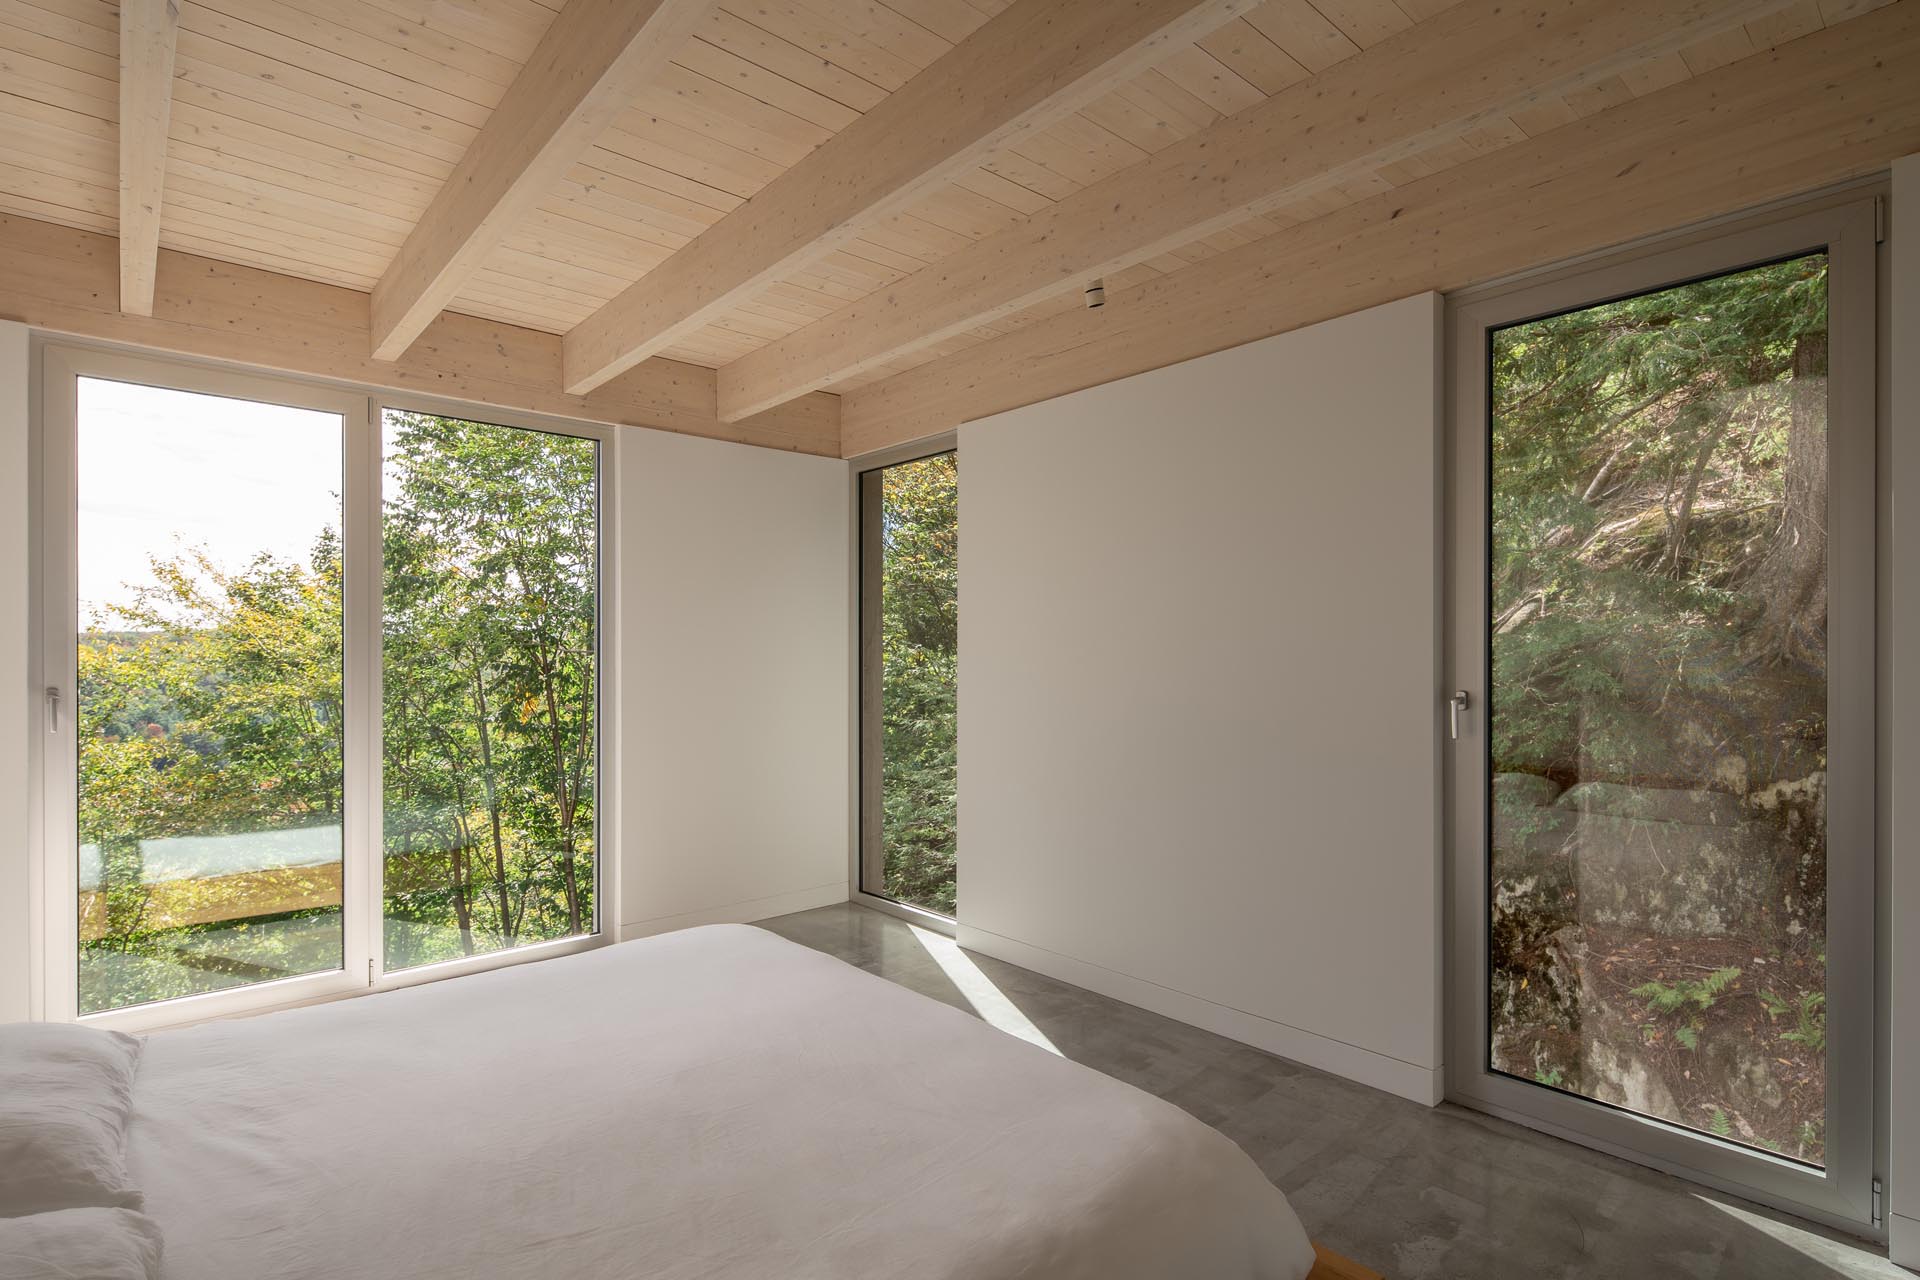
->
[78,377,343,627]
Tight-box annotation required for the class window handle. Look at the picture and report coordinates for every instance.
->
[1448,690,1470,741]
[46,686,60,734]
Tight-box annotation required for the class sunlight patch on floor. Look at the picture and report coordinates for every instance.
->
[1692,1193,1901,1277]
[907,923,1061,1055]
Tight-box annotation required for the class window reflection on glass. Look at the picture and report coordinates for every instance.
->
[76,378,346,1013]
[1488,254,1830,1164]
[380,411,599,970]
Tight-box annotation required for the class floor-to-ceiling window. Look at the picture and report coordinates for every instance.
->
[859,452,958,917]
[1447,197,1878,1229]
[1489,251,1836,1159]
[72,376,347,1014]
[42,350,605,1025]
[380,410,600,970]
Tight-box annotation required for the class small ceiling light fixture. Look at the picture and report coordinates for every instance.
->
[1084,279,1106,309]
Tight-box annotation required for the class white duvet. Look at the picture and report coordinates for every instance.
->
[128,925,1315,1280]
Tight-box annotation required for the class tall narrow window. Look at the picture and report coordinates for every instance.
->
[860,453,959,916]
[75,378,346,1014]
[1487,255,1834,1162]
[380,411,601,969]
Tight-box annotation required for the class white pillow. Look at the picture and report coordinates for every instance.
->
[0,1023,144,1217]
[0,1207,164,1280]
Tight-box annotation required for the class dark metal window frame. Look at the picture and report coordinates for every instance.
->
[854,446,958,926]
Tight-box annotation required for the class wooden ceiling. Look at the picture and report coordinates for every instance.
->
[0,0,1916,457]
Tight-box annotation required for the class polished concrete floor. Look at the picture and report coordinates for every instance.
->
[759,902,1904,1280]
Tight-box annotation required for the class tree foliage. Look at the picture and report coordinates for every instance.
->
[77,412,598,1010]
[380,412,598,968]
[1489,254,1832,1161]
[877,454,958,915]
[1491,254,1829,787]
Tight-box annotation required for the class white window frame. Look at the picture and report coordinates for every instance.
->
[1443,192,1882,1233]
[32,342,618,1032]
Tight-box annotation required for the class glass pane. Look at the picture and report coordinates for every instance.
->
[1488,254,1830,1164]
[76,378,346,1013]
[381,411,599,969]
[876,454,958,915]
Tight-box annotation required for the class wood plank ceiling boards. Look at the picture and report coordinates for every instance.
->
[370,0,713,361]
[559,0,1262,396]
[713,0,1816,423]
[0,0,1911,456]
[838,0,1920,452]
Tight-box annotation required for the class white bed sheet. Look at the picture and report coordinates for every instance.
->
[127,924,1315,1280]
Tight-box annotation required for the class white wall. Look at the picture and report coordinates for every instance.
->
[0,322,28,1024]
[956,294,1446,1104]
[1889,153,1920,1271]
[616,428,850,938]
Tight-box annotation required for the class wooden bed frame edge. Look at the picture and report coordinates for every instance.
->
[1308,1242,1386,1280]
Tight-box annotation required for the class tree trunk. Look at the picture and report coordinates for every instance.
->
[536,657,581,936]
[1755,330,1829,663]
[471,661,516,943]
[449,822,475,957]
[511,546,585,938]
[1664,415,1731,575]
[1584,444,1628,503]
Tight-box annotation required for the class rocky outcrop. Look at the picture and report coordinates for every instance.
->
[1561,811,1781,937]
[1488,920,1585,1084]
[1488,777,1819,941]
[1488,769,1826,1154]
[1495,772,1562,810]
[1557,780,1745,827]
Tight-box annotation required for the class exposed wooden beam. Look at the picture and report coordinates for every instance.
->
[839,0,1920,455]
[0,214,839,456]
[718,0,1806,424]
[560,0,1260,396]
[117,0,180,317]
[369,0,713,363]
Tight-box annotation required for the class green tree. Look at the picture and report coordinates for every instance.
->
[380,412,599,966]
[878,454,958,915]
[78,538,345,1008]
[1488,253,1832,1162]
[77,411,601,1002]
[1491,255,1829,783]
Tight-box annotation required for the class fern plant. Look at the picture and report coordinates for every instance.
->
[1632,967,1741,1054]
[1761,989,1826,1054]
[1632,967,1742,1014]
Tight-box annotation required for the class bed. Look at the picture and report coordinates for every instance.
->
[120,924,1319,1279]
